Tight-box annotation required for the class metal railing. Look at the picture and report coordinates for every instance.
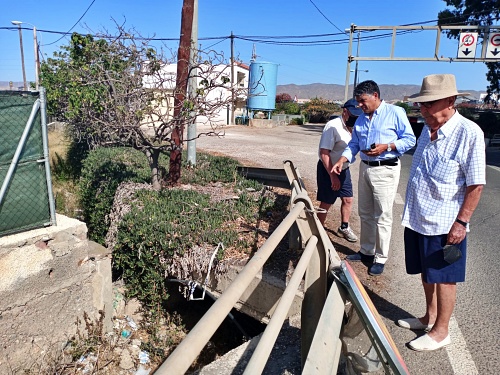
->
[158,160,409,375]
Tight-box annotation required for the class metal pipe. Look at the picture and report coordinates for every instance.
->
[39,88,57,226]
[156,201,306,374]
[0,99,40,205]
[244,235,318,374]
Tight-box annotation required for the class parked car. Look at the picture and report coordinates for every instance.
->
[490,134,500,147]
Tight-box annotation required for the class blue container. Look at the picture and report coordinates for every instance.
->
[248,61,278,111]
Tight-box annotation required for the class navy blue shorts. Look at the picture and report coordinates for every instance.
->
[404,227,467,283]
[316,160,353,204]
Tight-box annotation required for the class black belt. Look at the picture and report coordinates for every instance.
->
[362,157,399,166]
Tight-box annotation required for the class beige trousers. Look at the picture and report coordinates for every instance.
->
[358,162,401,264]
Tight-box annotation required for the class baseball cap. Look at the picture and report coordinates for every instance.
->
[342,98,363,116]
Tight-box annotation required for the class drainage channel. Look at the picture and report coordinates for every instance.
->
[166,282,267,373]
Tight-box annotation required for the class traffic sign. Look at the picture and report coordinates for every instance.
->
[457,32,478,58]
[486,32,500,59]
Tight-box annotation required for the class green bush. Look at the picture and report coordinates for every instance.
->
[181,153,240,185]
[274,102,301,115]
[79,148,262,244]
[394,101,411,114]
[79,147,153,244]
[113,185,271,312]
[289,117,304,125]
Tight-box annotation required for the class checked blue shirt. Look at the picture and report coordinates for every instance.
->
[402,111,486,235]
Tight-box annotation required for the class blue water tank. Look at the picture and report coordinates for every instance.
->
[247,61,278,111]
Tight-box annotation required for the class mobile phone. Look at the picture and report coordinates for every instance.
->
[443,244,462,264]
[370,143,376,149]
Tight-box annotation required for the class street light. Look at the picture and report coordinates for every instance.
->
[350,69,369,87]
[11,20,40,90]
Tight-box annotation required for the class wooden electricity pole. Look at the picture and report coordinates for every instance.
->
[169,0,194,185]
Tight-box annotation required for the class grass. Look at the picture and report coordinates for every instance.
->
[48,128,83,218]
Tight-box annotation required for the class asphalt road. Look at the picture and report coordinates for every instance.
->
[195,123,500,375]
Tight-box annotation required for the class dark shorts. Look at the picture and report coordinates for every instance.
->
[404,227,467,283]
[316,160,353,205]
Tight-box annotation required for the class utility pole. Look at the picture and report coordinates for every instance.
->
[353,31,360,96]
[12,21,27,91]
[230,31,235,125]
[33,26,40,90]
[169,0,194,185]
[186,0,198,166]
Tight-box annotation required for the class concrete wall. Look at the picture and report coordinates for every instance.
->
[210,265,303,324]
[0,214,113,372]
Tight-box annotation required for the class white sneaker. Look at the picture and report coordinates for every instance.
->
[337,226,358,242]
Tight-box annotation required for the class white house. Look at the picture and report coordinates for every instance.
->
[143,61,249,127]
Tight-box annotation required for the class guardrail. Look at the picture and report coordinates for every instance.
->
[158,160,409,375]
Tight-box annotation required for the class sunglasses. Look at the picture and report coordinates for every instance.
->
[418,100,440,109]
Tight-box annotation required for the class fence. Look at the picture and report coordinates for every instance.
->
[0,88,56,236]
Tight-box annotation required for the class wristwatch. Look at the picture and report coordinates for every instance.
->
[455,218,469,228]
[387,143,392,152]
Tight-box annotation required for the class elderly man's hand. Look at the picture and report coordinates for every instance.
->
[447,222,467,244]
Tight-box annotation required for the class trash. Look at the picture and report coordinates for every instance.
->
[134,364,151,375]
[77,353,97,374]
[121,329,132,339]
[138,350,150,364]
[126,315,138,330]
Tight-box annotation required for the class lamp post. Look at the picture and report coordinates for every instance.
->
[11,21,27,91]
[350,69,369,88]
[11,20,40,90]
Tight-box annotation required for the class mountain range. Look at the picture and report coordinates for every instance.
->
[276,83,482,102]
[1,81,482,101]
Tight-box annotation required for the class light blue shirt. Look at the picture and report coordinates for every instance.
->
[401,111,486,235]
[341,101,416,162]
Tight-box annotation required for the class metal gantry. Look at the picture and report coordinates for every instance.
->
[344,24,500,101]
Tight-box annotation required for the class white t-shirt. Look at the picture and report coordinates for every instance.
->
[318,117,351,170]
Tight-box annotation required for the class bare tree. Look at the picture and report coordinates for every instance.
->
[41,24,246,189]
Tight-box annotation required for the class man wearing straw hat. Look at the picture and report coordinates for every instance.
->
[398,74,485,351]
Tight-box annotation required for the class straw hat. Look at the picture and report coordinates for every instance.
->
[409,74,469,102]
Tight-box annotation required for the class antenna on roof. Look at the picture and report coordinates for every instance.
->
[250,44,260,62]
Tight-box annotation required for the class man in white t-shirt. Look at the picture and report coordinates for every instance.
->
[316,99,362,242]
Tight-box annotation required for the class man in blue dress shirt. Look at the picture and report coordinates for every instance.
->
[332,80,416,276]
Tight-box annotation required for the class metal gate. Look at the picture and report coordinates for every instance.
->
[0,88,56,236]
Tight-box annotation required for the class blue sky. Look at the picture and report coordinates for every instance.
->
[0,0,492,93]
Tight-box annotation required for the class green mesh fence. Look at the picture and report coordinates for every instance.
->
[0,90,54,236]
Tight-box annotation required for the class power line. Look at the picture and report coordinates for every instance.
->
[308,0,345,34]
[44,0,97,46]
[2,7,499,49]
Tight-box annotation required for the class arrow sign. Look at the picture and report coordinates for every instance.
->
[457,32,478,58]
[486,33,500,59]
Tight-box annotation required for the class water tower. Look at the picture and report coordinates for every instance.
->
[247,47,278,119]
